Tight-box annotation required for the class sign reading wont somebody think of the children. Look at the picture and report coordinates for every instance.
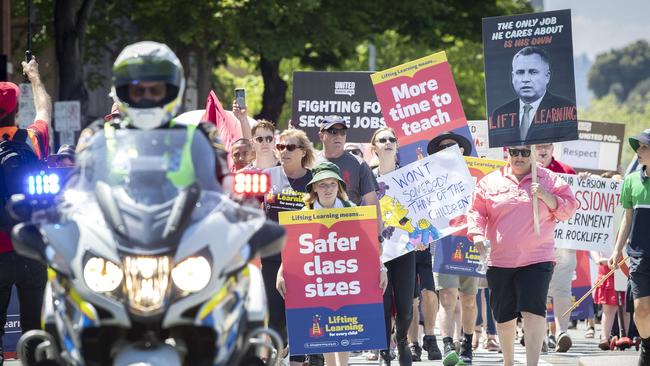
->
[371,52,476,165]
[376,145,474,254]
[483,9,578,148]
[554,174,622,252]
[292,71,385,142]
[279,206,386,355]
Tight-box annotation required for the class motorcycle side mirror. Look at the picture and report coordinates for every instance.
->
[11,222,48,264]
[6,194,32,223]
[249,220,286,259]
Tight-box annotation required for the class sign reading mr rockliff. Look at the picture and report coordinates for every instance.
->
[483,9,578,148]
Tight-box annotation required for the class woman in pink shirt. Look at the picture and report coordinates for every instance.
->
[467,145,577,366]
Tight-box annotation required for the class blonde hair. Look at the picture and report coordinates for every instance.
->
[303,180,349,207]
[370,127,398,163]
[279,129,316,168]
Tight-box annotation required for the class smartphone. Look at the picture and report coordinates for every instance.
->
[235,88,246,109]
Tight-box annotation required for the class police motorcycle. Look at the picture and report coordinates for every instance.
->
[8,128,284,366]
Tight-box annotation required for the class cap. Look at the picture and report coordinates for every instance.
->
[307,161,346,191]
[319,115,348,131]
[56,144,76,158]
[0,82,20,119]
[629,128,650,152]
[427,131,472,156]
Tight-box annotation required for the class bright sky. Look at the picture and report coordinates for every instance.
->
[544,0,650,59]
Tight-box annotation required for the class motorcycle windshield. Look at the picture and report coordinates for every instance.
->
[66,128,229,251]
[72,128,221,202]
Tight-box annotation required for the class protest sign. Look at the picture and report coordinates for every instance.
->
[17,83,35,128]
[554,174,622,252]
[292,71,385,142]
[55,101,81,146]
[483,9,578,148]
[371,52,475,165]
[467,120,506,160]
[279,206,385,355]
[548,250,593,321]
[555,121,625,174]
[432,157,506,277]
[376,145,473,260]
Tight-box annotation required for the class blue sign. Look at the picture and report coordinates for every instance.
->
[432,234,484,278]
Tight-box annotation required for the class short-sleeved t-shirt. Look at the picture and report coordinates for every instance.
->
[320,151,378,205]
[621,166,650,257]
[262,165,312,262]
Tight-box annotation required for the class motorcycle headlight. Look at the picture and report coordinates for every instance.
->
[124,256,171,313]
[83,257,123,292]
[171,256,211,293]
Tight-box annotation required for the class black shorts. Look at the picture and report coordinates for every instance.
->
[486,262,554,323]
[629,256,650,299]
[414,248,435,298]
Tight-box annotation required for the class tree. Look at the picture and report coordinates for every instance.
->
[588,40,650,102]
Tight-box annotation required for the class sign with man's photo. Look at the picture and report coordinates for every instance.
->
[483,9,578,148]
[292,71,385,143]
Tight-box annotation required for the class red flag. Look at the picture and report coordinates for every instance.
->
[201,90,243,171]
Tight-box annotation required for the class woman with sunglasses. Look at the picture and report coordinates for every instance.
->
[246,120,279,170]
[371,127,416,366]
[467,145,577,366]
[262,129,315,365]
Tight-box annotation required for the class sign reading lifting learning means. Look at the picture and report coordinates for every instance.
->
[483,9,578,147]
[554,175,622,252]
[432,157,506,277]
[279,206,386,355]
[371,52,476,165]
[292,71,385,143]
[376,145,474,254]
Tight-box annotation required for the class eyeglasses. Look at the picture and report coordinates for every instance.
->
[254,136,274,143]
[377,137,397,144]
[508,148,532,157]
[276,143,303,152]
[325,128,347,136]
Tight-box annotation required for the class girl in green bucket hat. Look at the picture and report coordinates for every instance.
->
[303,161,354,209]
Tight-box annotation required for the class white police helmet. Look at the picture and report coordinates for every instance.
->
[111,41,185,129]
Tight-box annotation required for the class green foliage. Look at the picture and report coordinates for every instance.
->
[588,40,650,101]
[212,56,265,117]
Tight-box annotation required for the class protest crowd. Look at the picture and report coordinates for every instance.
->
[0,9,649,366]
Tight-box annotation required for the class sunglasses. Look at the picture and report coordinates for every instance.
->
[325,128,347,136]
[346,149,362,157]
[276,143,303,152]
[377,137,397,144]
[254,136,274,143]
[508,148,532,157]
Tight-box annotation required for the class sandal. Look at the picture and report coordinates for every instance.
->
[585,327,595,339]
[598,337,610,351]
[365,350,379,361]
[484,337,500,352]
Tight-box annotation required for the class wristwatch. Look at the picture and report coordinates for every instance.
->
[378,235,384,243]
[380,264,388,273]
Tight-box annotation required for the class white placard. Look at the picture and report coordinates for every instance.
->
[17,83,35,128]
[554,175,623,252]
[377,145,475,262]
[54,101,81,131]
[58,130,76,146]
[467,120,505,160]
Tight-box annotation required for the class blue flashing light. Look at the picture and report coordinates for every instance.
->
[26,172,61,196]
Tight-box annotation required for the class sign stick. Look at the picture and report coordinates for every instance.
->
[562,256,629,318]
[531,145,540,236]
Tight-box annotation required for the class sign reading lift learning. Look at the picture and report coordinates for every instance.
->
[483,9,578,147]
[279,207,386,355]
[371,52,475,165]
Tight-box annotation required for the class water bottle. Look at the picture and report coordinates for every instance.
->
[476,240,491,275]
